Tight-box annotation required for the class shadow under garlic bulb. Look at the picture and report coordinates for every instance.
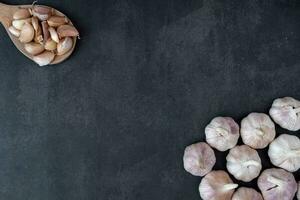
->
[268,134,300,172]
[232,187,263,200]
[226,145,262,182]
[199,170,238,200]
[241,113,275,149]
[270,97,300,131]
[257,168,297,200]
[205,117,239,151]
[183,142,216,176]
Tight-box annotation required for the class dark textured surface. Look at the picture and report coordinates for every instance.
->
[0,0,300,199]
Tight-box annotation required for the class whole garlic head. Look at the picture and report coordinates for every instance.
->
[205,117,239,151]
[199,170,238,200]
[232,187,263,200]
[183,142,216,176]
[258,168,297,200]
[241,113,276,149]
[269,97,300,131]
[226,145,262,182]
[268,134,300,172]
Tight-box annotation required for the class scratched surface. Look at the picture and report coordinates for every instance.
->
[0,0,299,199]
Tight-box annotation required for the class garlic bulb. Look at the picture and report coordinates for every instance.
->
[226,145,262,182]
[232,187,263,200]
[268,134,300,172]
[269,97,300,131]
[205,117,239,151]
[241,113,275,149]
[199,170,238,200]
[183,142,216,176]
[257,168,297,200]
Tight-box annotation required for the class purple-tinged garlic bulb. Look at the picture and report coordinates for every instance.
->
[241,113,275,149]
[205,117,239,151]
[183,142,216,176]
[226,145,262,182]
[268,134,300,172]
[269,97,300,131]
[257,168,297,200]
[199,170,238,200]
[232,187,263,200]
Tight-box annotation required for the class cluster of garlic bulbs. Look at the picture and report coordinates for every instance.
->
[183,96,300,200]
[8,5,79,66]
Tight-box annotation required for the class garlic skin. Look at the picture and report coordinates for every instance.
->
[232,187,263,200]
[241,113,275,149]
[269,97,300,131]
[183,142,216,176]
[226,145,262,182]
[19,23,34,43]
[268,134,300,172]
[8,26,20,37]
[257,168,297,200]
[24,42,44,55]
[199,170,238,200]
[57,37,73,55]
[33,51,55,66]
[32,6,53,21]
[205,117,239,151]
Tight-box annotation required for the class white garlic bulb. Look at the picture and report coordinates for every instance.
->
[199,170,238,200]
[226,145,262,182]
[268,134,300,172]
[269,97,300,131]
[258,168,297,200]
[205,117,239,151]
[241,113,275,149]
[232,187,263,200]
[183,142,216,176]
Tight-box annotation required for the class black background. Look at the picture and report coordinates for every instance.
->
[0,0,300,199]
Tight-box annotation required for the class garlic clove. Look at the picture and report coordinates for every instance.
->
[32,17,43,44]
[232,187,263,200]
[183,142,216,176]
[44,39,57,51]
[205,117,239,151]
[32,5,53,21]
[24,42,45,55]
[270,97,300,131]
[257,168,297,200]
[57,24,79,38]
[241,113,275,149]
[268,134,300,172]
[31,17,39,31]
[12,18,31,30]
[48,27,59,43]
[13,8,31,20]
[32,51,55,66]
[8,26,20,37]
[19,23,34,43]
[41,21,50,44]
[226,145,262,182]
[47,16,68,27]
[199,170,238,200]
[57,37,73,55]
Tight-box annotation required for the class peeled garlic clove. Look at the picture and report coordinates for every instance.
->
[19,23,34,43]
[32,5,52,21]
[13,8,31,20]
[232,187,263,200]
[41,21,50,43]
[258,168,297,200]
[270,97,300,131]
[47,16,68,27]
[205,117,239,151]
[33,51,55,66]
[24,42,44,55]
[48,27,59,43]
[8,26,20,37]
[57,25,79,38]
[241,113,275,149]
[199,170,238,200]
[12,18,31,30]
[183,142,216,176]
[268,134,300,172]
[57,37,73,55]
[226,145,262,182]
[44,39,57,51]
